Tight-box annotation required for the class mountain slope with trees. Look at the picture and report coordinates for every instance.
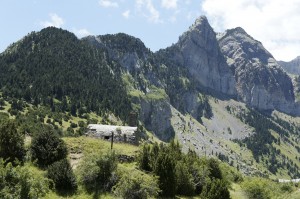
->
[0,16,300,195]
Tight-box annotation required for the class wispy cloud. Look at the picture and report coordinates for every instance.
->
[99,0,118,8]
[135,0,162,23]
[202,0,300,61]
[73,28,91,38]
[122,10,130,19]
[161,0,177,10]
[41,13,64,28]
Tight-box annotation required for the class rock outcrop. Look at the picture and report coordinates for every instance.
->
[160,16,237,97]
[218,27,298,114]
[83,33,150,73]
[279,56,300,75]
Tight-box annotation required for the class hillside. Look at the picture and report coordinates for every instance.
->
[0,15,300,183]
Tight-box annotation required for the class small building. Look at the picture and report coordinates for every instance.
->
[86,124,137,144]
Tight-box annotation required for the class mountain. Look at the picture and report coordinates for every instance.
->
[218,27,298,115]
[0,27,132,121]
[159,16,236,97]
[0,17,300,179]
[279,56,300,75]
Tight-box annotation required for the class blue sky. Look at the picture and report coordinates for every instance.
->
[0,0,202,54]
[1,0,300,61]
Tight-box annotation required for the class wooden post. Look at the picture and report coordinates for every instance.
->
[111,131,114,150]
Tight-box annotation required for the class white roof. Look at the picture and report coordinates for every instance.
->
[87,124,137,135]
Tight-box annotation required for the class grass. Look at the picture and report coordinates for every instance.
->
[63,136,139,156]
[230,183,248,199]
[145,86,168,100]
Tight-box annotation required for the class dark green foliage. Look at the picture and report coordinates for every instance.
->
[0,27,131,121]
[113,167,160,199]
[154,150,177,197]
[175,161,195,196]
[201,179,231,199]
[233,108,300,177]
[47,158,77,192]
[137,142,231,197]
[208,158,223,180]
[0,120,25,163]
[0,99,5,110]
[0,159,50,198]
[78,151,118,192]
[31,129,67,167]
[137,144,151,172]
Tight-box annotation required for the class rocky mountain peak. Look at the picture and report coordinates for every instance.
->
[165,16,237,97]
[189,15,210,31]
[279,56,300,75]
[227,27,247,35]
[218,27,298,114]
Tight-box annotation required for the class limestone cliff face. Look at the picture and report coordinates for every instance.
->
[218,27,298,114]
[279,56,300,75]
[138,98,174,141]
[161,16,237,97]
[83,33,150,72]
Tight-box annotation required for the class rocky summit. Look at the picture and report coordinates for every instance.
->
[161,16,237,97]
[218,27,299,115]
[279,56,300,75]
[1,16,300,179]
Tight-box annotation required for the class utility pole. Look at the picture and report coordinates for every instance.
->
[111,131,114,150]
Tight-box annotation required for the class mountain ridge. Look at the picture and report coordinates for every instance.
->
[0,17,300,178]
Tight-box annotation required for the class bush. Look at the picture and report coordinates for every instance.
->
[208,158,223,180]
[154,152,177,197]
[31,129,67,167]
[113,166,160,199]
[70,122,77,128]
[0,159,50,198]
[47,158,77,192]
[137,144,152,172]
[241,177,271,199]
[78,151,118,192]
[0,120,25,163]
[176,161,195,196]
[201,179,230,199]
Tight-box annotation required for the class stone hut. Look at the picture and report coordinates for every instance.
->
[86,124,137,144]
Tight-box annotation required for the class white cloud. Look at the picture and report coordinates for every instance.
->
[122,10,130,19]
[41,13,64,28]
[161,0,177,10]
[135,0,162,23]
[73,28,91,38]
[202,0,300,61]
[99,0,118,8]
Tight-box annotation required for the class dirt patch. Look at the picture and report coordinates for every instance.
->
[69,152,83,169]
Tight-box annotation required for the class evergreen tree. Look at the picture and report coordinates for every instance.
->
[47,158,77,192]
[31,129,67,167]
[0,120,25,163]
[154,152,177,197]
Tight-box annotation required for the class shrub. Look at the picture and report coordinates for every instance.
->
[47,158,77,192]
[78,151,118,192]
[0,120,25,163]
[176,161,195,196]
[241,177,271,199]
[154,152,177,197]
[137,144,152,172]
[70,122,77,128]
[31,129,67,167]
[201,179,230,199]
[113,166,160,199]
[0,159,50,198]
[208,158,223,180]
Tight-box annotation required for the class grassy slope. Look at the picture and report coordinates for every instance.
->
[230,183,248,199]
[45,137,139,199]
